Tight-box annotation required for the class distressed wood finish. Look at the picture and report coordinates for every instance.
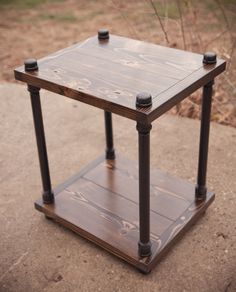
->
[14,35,226,123]
[35,154,214,273]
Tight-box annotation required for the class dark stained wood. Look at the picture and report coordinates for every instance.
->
[83,159,190,221]
[18,34,221,273]
[105,155,195,202]
[35,154,215,273]
[14,34,226,123]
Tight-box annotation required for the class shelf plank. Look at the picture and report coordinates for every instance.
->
[14,34,226,122]
[35,154,214,273]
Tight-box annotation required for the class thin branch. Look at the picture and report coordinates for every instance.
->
[215,0,231,31]
[176,0,186,50]
[149,0,170,44]
[214,0,234,40]
[203,29,229,50]
[164,0,169,31]
[211,0,235,70]
[222,74,236,92]
[228,37,236,69]
[109,0,140,40]
[187,0,203,51]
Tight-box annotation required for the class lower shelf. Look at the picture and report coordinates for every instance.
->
[35,154,214,273]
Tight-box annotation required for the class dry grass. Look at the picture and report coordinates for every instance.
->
[0,0,235,126]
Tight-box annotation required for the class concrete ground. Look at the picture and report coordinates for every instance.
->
[0,83,235,292]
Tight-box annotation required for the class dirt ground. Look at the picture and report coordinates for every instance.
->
[0,0,236,126]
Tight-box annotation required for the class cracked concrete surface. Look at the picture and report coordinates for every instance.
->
[0,83,235,292]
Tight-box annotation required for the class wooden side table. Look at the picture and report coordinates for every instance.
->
[14,30,226,273]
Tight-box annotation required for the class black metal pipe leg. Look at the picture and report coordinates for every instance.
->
[137,122,152,257]
[195,80,214,200]
[28,85,54,204]
[104,111,115,159]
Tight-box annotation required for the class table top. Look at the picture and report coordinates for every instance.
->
[14,34,226,123]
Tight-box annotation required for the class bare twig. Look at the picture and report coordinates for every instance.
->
[228,37,236,69]
[214,0,235,60]
[187,0,203,51]
[163,0,169,32]
[222,74,236,92]
[109,0,140,40]
[149,0,170,44]
[203,29,229,50]
[214,0,233,38]
[176,0,186,50]
[213,0,235,69]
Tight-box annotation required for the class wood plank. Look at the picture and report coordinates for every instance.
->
[84,35,203,72]
[35,154,215,273]
[67,178,173,237]
[14,69,148,122]
[39,56,173,102]
[36,189,152,261]
[140,191,214,272]
[148,59,226,122]
[65,51,178,88]
[105,155,195,202]
[14,34,226,122]
[83,160,190,221]
[75,38,192,80]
